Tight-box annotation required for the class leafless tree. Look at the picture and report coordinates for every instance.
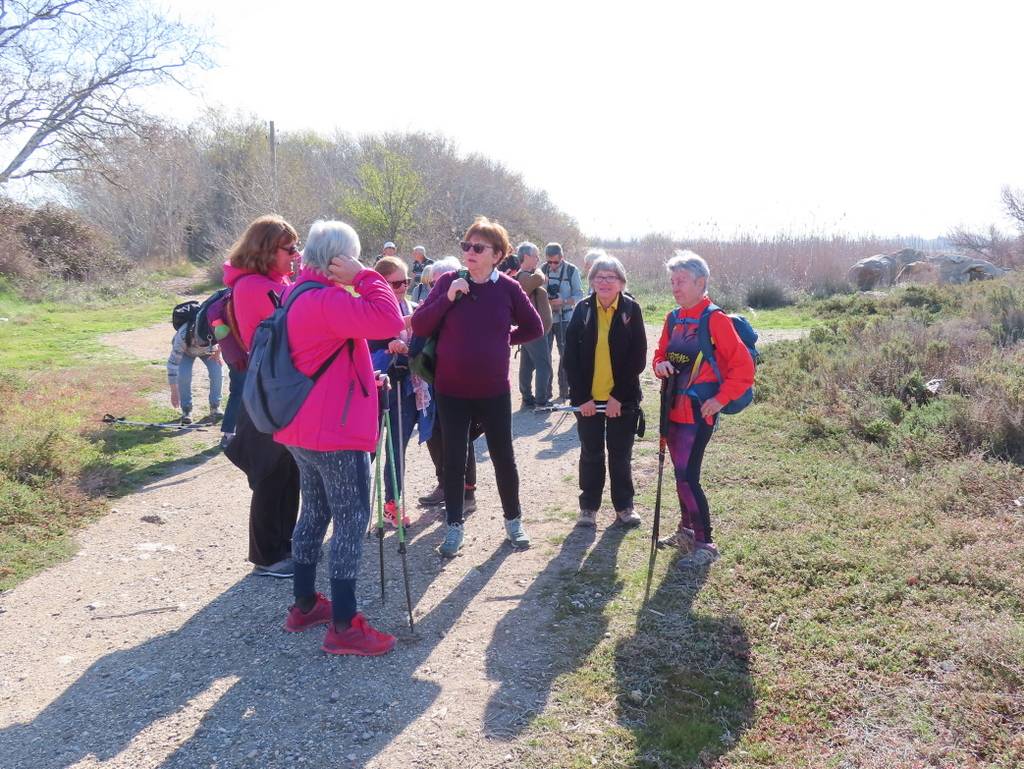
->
[0,0,212,184]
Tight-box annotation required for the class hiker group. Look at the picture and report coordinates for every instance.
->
[169,214,756,657]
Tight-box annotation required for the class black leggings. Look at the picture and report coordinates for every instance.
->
[426,414,480,489]
[436,392,521,525]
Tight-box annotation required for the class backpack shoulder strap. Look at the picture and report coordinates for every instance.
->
[697,305,723,383]
[283,280,323,310]
[666,308,680,338]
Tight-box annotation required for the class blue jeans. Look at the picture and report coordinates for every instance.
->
[547,320,570,400]
[518,334,553,404]
[177,354,222,414]
[222,367,246,433]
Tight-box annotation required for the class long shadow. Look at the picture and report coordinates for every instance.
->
[78,442,223,498]
[0,531,511,769]
[482,523,626,738]
[613,564,754,766]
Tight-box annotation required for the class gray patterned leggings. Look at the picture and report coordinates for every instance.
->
[287,447,371,580]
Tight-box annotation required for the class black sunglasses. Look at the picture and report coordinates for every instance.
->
[460,241,493,254]
[280,244,300,256]
[388,278,410,288]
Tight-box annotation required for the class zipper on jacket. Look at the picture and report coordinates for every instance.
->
[340,380,355,426]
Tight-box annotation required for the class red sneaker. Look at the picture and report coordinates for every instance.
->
[383,500,411,528]
[284,593,332,633]
[322,613,396,656]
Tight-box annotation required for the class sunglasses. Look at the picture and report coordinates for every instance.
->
[460,241,493,254]
[388,278,410,288]
[280,244,300,256]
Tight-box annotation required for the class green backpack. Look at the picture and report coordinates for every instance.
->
[409,270,470,385]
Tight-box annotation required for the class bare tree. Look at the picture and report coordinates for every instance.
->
[0,0,211,184]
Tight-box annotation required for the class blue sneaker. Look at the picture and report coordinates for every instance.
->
[437,523,464,558]
[504,517,530,549]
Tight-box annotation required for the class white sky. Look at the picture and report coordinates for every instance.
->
[151,0,1024,240]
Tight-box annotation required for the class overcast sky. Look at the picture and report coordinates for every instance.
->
[154,0,1024,240]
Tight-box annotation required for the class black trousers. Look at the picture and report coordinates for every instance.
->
[225,404,300,566]
[436,392,521,525]
[575,406,639,513]
[426,415,480,488]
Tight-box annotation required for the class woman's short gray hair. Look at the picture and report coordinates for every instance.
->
[430,256,461,278]
[666,249,710,281]
[587,251,628,287]
[583,248,605,269]
[301,220,361,274]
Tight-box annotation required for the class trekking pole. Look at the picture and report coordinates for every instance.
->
[372,406,387,604]
[393,376,416,634]
[642,373,674,613]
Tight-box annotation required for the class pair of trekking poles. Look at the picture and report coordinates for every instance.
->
[368,371,416,634]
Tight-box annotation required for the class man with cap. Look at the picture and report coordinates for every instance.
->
[410,245,433,284]
[382,241,398,257]
[514,242,553,408]
[542,242,583,402]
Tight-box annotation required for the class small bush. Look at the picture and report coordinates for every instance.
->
[0,199,130,284]
[808,275,854,299]
[745,277,793,309]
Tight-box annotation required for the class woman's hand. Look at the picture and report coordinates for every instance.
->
[375,371,390,390]
[700,397,724,419]
[447,277,469,302]
[579,400,597,417]
[211,349,223,365]
[387,339,409,355]
[169,385,180,409]
[605,396,622,418]
[654,360,675,379]
[328,255,363,285]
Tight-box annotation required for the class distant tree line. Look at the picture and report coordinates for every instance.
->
[61,116,583,266]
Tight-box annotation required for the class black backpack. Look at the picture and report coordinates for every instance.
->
[171,301,200,333]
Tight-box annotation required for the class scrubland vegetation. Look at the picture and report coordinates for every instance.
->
[521,275,1023,769]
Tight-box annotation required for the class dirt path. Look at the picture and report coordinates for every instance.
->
[0,319,641,769]
[1,310,802,769]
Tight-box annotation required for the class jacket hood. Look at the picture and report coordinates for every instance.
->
[222,261,289,288]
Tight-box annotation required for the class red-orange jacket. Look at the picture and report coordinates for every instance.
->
[651,296,756,425]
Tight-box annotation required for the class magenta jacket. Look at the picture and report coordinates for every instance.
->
[273,267,404,453]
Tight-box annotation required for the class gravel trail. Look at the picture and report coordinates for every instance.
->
[0,319,632,769]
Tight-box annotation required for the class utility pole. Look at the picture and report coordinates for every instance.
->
[269,120,278,212]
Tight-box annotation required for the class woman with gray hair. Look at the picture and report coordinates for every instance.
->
[651,250,755,568]
[563,251,648,528]
[272,219,405,655]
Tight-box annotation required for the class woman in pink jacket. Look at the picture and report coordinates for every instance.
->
[275,220,405,656]
[223,215,302,578]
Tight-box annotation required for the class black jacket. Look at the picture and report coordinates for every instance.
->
[564,292,647,406]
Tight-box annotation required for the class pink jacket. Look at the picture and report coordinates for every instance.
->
[223,262,291,348]
[273,267,404,452]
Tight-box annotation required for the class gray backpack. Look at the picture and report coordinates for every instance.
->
[242,281,356,433]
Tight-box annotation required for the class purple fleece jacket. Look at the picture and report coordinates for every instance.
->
[411,270,543,398]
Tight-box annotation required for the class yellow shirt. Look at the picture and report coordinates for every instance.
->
[591,295,618,401]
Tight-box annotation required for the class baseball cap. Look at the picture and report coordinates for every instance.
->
[383,241,396,250]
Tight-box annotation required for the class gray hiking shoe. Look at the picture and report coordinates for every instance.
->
[676,544,720,570]
[576,509,598,528]
[180,410,192,425]
[615,508,642,528]
[418,484,445,506]
[253,557,295,578]
[437,524,464,558]
[657,527,696,552]
[504,517,530,549]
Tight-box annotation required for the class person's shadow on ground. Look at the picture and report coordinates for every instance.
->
[482,523,626,738]
[0,538,513,769]
[614,564,754,766]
